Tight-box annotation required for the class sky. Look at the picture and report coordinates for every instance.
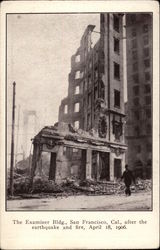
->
[7,13,101,158]
[7,14,100,127]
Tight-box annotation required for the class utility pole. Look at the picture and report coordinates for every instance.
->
[10,81,16,196]
[15,105,20,167]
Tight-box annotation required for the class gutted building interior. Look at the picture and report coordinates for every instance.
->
[57,13,127,182]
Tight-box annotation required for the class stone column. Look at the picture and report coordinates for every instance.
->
[109,152,114,181]
[121,152,125,173]
[29,142,40,187]
[86,148,92,179]
[96,152,100,181]
[55,145,64,184]
[81,149,86,180]
[36,151,42,177]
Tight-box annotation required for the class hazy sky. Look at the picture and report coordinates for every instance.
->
[7,13,127,158]
[7,14,100,127]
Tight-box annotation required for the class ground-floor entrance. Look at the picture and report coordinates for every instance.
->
[49,152,56,180]
[92,151,110,181]
[114,158,122,179]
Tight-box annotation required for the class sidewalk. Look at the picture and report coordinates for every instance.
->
[7,191,151,211]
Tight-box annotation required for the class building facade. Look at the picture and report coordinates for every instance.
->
[125,14,152,178]
[58,14,127,181]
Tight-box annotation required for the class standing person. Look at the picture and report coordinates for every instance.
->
[121,165,135,196]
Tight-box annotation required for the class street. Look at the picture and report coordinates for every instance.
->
[7,191,151,211]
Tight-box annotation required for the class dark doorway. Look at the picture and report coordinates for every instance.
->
[49,152,56,180]
[99,152,110,181]
[92,151,110,181]
[81,149,86,180]
[92,151,98,180]
[114,159,122,179]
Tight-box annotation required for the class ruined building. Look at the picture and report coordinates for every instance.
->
[56,13,127,182]
[125,14,152,178]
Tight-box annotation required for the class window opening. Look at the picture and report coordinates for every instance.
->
[133,86,139,96]
[113,15,120,32]
[75,71,80,79]
[114,38,120,54]
[114,62,120,80]
[144,84,151,94]
[74,102,80,112]
[64,105,68,114]
[145,72,150,81]
[114,90,120,107]
[132,74,139,83]
[143,47,149,57]
[75,85,80,94]
[145,96,151,105]
[144,59,150,68]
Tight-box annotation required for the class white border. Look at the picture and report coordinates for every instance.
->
[0,1,159,249]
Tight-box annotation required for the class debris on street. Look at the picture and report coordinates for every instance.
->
[8,174,152,199]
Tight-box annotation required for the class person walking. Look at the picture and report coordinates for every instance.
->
[121,165,135,196]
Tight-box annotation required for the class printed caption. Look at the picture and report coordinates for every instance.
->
[12,219,147,231]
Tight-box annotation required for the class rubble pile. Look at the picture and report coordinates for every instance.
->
[62,178,152,195]
[135,178,152,191]
[57,178,116,195]
[8,175,152,197]
[78,179,116,195]
[13,177,30,194]
[32,177,63,194]
[114,178,152,194]
[11,176,63,195]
